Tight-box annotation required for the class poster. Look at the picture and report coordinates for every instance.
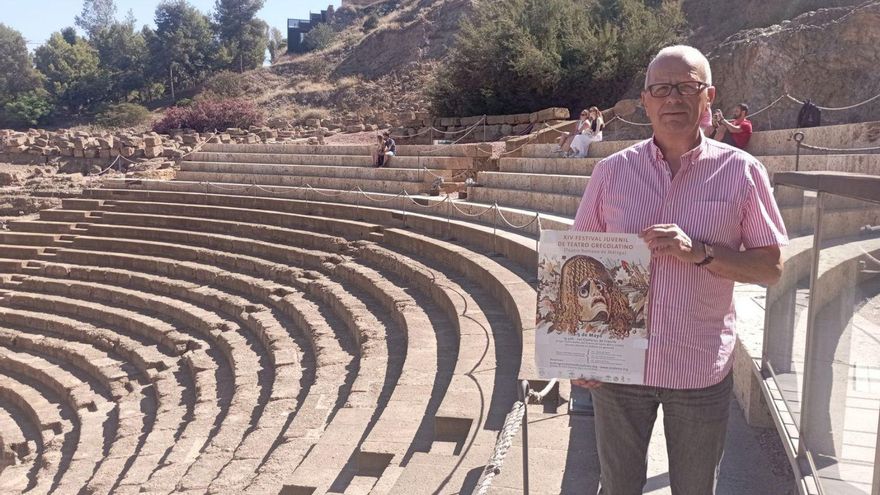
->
[536,231,651,385]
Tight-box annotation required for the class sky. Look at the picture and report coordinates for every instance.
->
[1,0,342,47]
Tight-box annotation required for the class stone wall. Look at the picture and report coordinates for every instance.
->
[0,126,332,165]
[394,107,571,144]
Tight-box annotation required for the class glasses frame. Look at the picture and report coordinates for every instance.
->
[645,81,710,98]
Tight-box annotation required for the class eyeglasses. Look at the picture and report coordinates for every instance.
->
[645,81,709,98]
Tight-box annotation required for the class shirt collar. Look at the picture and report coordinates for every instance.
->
[647,133,708,169]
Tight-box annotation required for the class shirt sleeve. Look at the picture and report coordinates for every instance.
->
[571,159,607,232]
[741,160,788,248]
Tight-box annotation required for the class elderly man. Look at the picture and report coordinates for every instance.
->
[571,45,787,494]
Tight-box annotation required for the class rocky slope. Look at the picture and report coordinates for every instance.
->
[708,1,880,129]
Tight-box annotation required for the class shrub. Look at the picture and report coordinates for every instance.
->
[152,98,265,133]
[175,98,193,107]
[203,70,246,98]
[302,23,336,52]
[2,91,53,127]
[95,102,152,128]
[362,14,379,32]
[298,107,329,122]
[430,0,686,116]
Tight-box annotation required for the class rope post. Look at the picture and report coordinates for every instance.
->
[519,380,531,495]
[355,188,362,221]
[492,203,498,255]
[430,127,434,145]
[793,132,805,172]
[402,191,409,229]
[482,115,487,143]
[534,213,540,252]
[445,196,452,240]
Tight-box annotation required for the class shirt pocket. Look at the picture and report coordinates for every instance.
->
[683,200,740,245]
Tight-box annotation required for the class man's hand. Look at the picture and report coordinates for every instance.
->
[572,378,602,389]
[640,224,703,263]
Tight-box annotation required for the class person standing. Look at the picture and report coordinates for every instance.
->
[711,103,753,149]
[571,45,787,494]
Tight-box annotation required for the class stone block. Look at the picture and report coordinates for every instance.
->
[459,116,483,126]
[121,147,136,158]
[513,113,531,124]
[304,118,321,128]
[500,124,513,136]
[182,133,200,145]
[440,117,460,127]
[144,146,164,158]
[486,115,508,125]
[98,149,112,159]
[513,123,532,134]
[346,124,366,133]
[96,137,114,149]
[530,107,570,123]
[143,136,162,147]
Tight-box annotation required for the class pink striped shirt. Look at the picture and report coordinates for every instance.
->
[572,137,788,389]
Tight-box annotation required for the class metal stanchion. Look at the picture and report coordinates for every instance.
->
[519,380,530,495]
[793,132,804,172]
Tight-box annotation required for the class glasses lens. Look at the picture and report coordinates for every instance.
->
[649,84,672,98]
[678,82,704,95]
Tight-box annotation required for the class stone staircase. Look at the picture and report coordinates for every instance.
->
[0,183,601,494]
[467,121,880,220]
[2,120,873,493]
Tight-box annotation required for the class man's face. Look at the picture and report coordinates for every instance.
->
[733,107,744,120]
[641,55,714,137]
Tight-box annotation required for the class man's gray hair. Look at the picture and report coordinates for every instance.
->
[644,45,712,89]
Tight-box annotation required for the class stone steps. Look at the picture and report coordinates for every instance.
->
[497,152,880,182]
[477,171,589,196]
[0,297,181,494]
[185,152,472,171]
[181,160,458,182]
[498,156,600,175]
[199,142,490,158]
[0,404,33,492]
[0,347,107,492]
[467,187,581,217]
[0,373,70,494]
[175,170,431,196]
[86,183,556,259]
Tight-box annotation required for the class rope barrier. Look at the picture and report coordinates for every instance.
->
[306,184,347,198]
[785,91,880,112]
[450,200,495,218]
[473,401,526,495]
[496,208,540,230]
[797,141,880,153]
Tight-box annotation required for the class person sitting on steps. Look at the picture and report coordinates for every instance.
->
[569,106,604,158]
[379,130,396,168]
[556,109,592,156]
[372,134,385,167]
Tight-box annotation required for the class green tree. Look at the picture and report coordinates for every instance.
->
[3,90,53,126]
[0,24,42,107]
[91,13,149,101]
[430,0,685,116]
[34,32,110,113]
[302,23,336,52]
[148,0,217,95]
[267,26,286,63]
[213,0,268,71]
[75,0,118,38]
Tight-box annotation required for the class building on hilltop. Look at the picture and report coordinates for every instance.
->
[287,6,333,54]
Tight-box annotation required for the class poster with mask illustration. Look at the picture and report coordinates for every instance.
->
[536,230,651,384]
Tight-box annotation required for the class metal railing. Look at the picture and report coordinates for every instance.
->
[765,171,880,495]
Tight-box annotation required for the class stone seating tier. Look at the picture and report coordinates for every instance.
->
[4,188,552,489]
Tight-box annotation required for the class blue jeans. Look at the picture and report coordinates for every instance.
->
[591,372,732,495]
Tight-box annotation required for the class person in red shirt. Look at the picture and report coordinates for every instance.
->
[711,103,752,149]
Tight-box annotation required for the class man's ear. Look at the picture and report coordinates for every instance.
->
[707,86,716,106]
[639,90,647,110]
